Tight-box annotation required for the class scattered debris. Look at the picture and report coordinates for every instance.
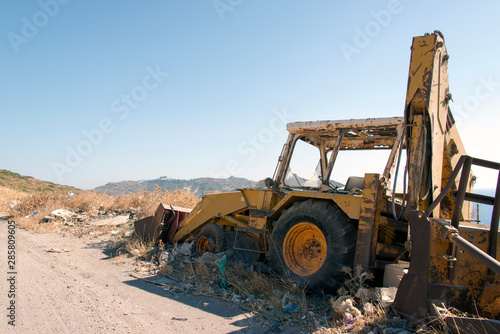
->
[89,214,130,226]
[282,292,302,313]
[7,200,19,209]
[178,241,193,256]
[46,248,72,253]
[331,296,362,317]
[129,273,182,291]
[375,287,398,308]
[215,254,227,287]
[197,251,218,264]
[51,209,82,221]
[159,251,171,265]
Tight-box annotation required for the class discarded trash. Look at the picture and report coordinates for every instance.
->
[7,200,19,209]
[383,263,409,288]
[89,214,129,226]
[331,296,362,317]
[178,241,193,256]
[215,254,227,288]
[171,317,188,321]
[26,210,43,218]
[159,251,171,265]
[375,287,397,308]
[284,304,299,313]
[344,313,356,331]
[51,209,79,220]
[231,293,241,303]
[46,248,71,253]
[356,287,378,302]
[363,302,376,316]
[282,292,302,313]
[197,252,217,264]
[129,273,182,291]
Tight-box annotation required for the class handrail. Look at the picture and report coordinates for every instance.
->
[425,155,499,261]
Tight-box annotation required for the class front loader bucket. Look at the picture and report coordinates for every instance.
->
[134,203,191,242]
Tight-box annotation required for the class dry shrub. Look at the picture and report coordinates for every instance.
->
[194,261,213,278]
[89,185,199,218]
[125,237,156,259]
[17,216,60,233]
[65,191,116,212]
[9,186,200,234]
[0,186,29,211]
[124,186,200,218]
[225,262,306,313]
[158,262,173,275]
[338,265,374,297]
[226,263,275,298]
[248,272,271,297]
[12,192,64,217]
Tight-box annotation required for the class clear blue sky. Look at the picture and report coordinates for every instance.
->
[1,1,499,190]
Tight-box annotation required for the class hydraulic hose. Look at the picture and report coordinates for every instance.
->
[392,125,410,220]
[418,126,432,201]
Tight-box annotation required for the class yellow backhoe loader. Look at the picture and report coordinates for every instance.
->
[135,31,499,326]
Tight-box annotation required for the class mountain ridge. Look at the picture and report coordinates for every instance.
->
[0,169,78,194]
[93,176,257,196]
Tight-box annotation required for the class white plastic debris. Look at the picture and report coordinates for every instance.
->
[331,296,362,317]
[376,287,398,308]
[51,209,82,221]
[178,241,193,256]
[363,302,376,316]
[7,200,19,209]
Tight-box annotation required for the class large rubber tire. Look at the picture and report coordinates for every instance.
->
[192,224,227,256]
[268,199,357,294]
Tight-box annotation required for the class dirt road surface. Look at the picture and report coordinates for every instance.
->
[0,218,279,333]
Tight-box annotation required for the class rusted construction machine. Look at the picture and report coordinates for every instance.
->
[136,31,500,322]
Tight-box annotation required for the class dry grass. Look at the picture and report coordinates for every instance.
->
[10,185,199,217]
[112,186,199,218]
[124,238,157,259]
[8,185,200,234]
[0,186,29,211]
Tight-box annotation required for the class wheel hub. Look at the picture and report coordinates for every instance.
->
[196,236,214,254]
[283,222,327,276]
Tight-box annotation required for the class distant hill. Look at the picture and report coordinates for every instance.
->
[94,176,257,196]
[0,169,78,194]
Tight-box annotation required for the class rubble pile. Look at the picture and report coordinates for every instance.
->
[21,205,139,238]
[13,203,432,333]
[122,239,418,333]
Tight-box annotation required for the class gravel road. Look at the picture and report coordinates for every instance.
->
[0,218,272,333]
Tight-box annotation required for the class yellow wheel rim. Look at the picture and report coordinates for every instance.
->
[283,222,327,276]
[196,236,213,254]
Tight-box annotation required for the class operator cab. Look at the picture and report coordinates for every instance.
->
[273,117,405,195]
